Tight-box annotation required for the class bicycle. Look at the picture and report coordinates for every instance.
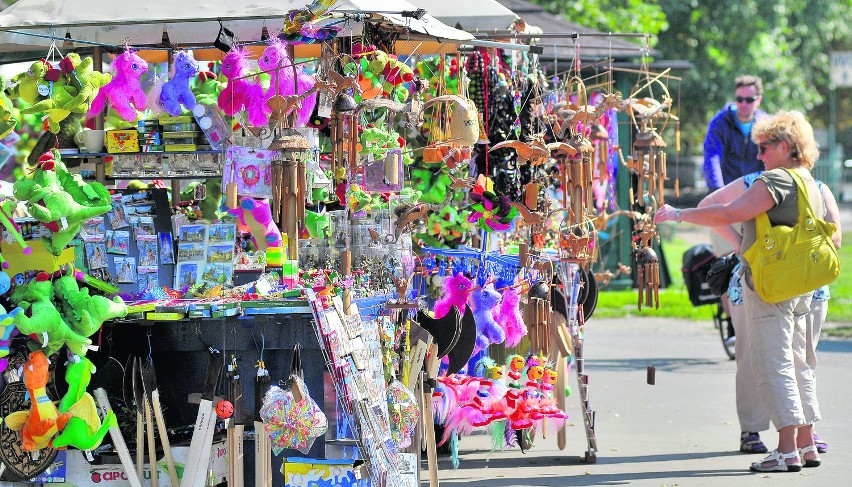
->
[683,243,736,360]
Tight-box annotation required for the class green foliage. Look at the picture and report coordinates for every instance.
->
[531,0,668,41]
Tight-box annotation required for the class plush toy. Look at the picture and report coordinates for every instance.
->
[0,75,17,139]
[228,196,282,251]
[157,50,199,116]
[13,152,112,255]
[0,197,31,268]
[87,49,148,121]
[193,67,222,106]
[4,350,72,451]
[0,304,21,373]
[52,356,117,450]
[218,46,268,127]
[55,273,127,337]
[11,272,92,356]
[470,284,504,352]
[433,273,473,319]
[7,60,51,106]
[495,287,526,347]
[60,53,112,116]
[258,39,317,127]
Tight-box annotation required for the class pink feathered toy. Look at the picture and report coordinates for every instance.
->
[433,273,473,319]
[495,287,527,347]
[257,39,317,127]
[87,49,148,121]
[229,196,282,251]
[218,46,268,127]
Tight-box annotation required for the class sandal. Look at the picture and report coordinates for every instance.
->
[799,445,822,468]
[749,450,802,473]
[740,432,768,454]
[813,433,828,453]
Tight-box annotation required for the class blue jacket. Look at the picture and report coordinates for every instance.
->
[702,104,766,192]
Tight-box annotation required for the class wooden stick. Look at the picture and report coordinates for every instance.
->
[144,399,159,487]
[423,385,439,487]
[94,388,144,487]
[136,408,144,484]
[151,392,179,487]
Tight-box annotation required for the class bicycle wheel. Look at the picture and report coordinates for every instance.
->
[715,302,736,360]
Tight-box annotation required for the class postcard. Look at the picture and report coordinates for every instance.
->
[115,257,137,283]
[176,262,199,289]
[207,244,235,263]
[178,223,207,244]
[201,263,234,286]
[137,273,158,293]
[158,232,175,264]
[137,240,158,267]
[80,217,105,242]
[177,243,205,261]
[134,216,156,240]
[105,230,130,255]
[107,201,130,230]
[84,242,108,269]
[208,223,237,244]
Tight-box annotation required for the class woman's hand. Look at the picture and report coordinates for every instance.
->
[654,204,679,223]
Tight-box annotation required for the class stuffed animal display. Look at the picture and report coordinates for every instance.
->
[87,49,148,121]
[52,356,117,450]
[158,50,199,116]
[433,273,473,319]
[54,274,127,337]
[470,284,504,352]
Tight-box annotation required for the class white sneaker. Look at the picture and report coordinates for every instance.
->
[724,336,736,347]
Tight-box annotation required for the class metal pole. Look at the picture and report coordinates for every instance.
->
[828,83,838,195]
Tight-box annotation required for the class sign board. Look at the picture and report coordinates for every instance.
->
[830,51,852,87]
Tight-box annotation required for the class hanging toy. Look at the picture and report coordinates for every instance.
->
[218,46,268,127]
[228,196,283,251]
[4,351,72,451]
[470,284,505,352]
[496,287,527,347]
[466,175,519,232]
[52,356,117,450]
[0,198,31,268]
[257,39,317,127]
[56,272,128,337]
[433,272,473,319]
[87,49,148,122]
[157,50,199,116]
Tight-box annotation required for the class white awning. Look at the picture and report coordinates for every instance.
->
[407,0,518,31]
[0,0,473,53]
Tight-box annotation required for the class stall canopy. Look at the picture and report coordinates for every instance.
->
[407,0,518,32]
[0,0,474,58]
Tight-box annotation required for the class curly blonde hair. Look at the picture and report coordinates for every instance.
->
[751,111,819,169]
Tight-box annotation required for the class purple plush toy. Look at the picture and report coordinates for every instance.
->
[470,284,505,353]
[158,51,199,116]
[257,39,317,127]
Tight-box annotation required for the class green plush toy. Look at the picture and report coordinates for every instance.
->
[53,356,117,450]
[7,60,50,106]
[61,54,112,116]
[13,151,112,255]
[0,75,17,140]
[193,69,222,106]
[422,173,451,205]
[11,272,92,356]
[54,273,127,338]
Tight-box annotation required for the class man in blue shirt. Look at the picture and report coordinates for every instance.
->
[703,75,767,193]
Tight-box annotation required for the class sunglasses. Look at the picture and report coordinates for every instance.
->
[735,96,759,104]
[757,141,778,155]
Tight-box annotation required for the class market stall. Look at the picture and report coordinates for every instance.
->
[0,1,681,485]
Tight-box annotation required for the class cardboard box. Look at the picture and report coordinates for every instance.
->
[64,439,228,486]
[106,130,140,153]
[281,457,358,487]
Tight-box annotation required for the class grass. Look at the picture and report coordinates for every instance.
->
[595,230,852,324]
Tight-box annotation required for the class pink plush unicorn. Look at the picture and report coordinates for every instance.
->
[433,273,473,319]
[495,287,527,347]
[87,49,148,121]
[228,196,282,251]
[257,39,317,127]
[218,46,268,127]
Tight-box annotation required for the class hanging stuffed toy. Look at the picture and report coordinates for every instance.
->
[155,50,199,116]
[0,75,18,139]
[228,196,283,251]
[55,273,127,337]
[470,283,505,352]
[13,151,112,255]
[4,351,72,451]
[11,273,93,356]
[52,356,117,450]
[258,39,317,127]
[218,46,268,127]
[433,272,473,319]
[496,287,527,347]
[87,49,148,121]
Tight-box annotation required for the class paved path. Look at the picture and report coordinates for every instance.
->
[433,317,852,486]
